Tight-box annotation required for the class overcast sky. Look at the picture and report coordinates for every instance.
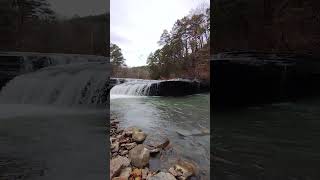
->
[111,0,209,67]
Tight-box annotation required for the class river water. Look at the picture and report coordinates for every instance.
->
[214,97,320,179]
[110,93,210,179]
[0,62,109,179]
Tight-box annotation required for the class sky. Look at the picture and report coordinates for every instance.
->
[111,0,209,67]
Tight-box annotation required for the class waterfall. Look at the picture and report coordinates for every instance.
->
[0,62,110,106]
[110,78,197,98]
[110,79,161,96]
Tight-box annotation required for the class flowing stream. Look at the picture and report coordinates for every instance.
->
[0,62,109,179]
[110,81,210,179]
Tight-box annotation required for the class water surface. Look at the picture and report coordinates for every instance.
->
[111,93,210,179]
[214,97,320,179]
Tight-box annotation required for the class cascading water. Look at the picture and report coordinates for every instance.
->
[110,79,161,96]
[0,62,110,106]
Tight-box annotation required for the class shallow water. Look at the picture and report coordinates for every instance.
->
[0,104,107,180]
[214,97,320,179]
[110,93,210,179]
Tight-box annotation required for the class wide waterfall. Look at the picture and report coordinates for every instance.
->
[110,79,161,96]
[0,62,110,106]
[110,78,200,98]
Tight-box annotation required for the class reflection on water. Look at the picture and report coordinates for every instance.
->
[0,104,107,180]
[214,98,320,180]
[111,93,210,179]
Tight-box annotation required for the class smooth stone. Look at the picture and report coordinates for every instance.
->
[144,134,170,149]
[146,172,176,180]
[132,131,147,143]
[110,156,131,179]
[173,159,198,179]
[129,144,150,168]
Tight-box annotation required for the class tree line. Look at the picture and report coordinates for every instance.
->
[147,5,210,80]
[0,0,108,56]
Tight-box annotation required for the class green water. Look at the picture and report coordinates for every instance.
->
[111,93,210,179]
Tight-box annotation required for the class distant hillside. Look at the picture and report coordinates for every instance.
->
[112,65,150,79]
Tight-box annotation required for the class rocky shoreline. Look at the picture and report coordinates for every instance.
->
[110,115,199,180]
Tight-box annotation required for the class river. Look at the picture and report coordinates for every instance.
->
[0,62,109,179]
[110,93,210,179]
[214,97,320,179]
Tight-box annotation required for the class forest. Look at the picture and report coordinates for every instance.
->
[111,5,210,82]
[0,0,108,56]
[213,0,320,56]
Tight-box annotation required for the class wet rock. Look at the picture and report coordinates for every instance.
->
[149,148,160,154]
[112,141,120,152]
[132,131,147,143]
[146,172,176,180]
[132,168,142,177]
[142,168,148,179]
[126,127,141,134]
[171,159,198,180]
[129,144,150,168]
[168,167,178,177]
[144,134,170,149]
[120,150,129,156]
[121,142,137,150]
[110,156,130,179]
[119,167,132,179]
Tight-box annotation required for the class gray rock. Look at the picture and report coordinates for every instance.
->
[132,131,147,143]
[120,150,128,156]
[119,167,132,179]
[129,144,150,168]
[110,156,130,179]
[111,141,120,152]
[172,159,198,180]
[121,142,137,150]
[144,134,170,149]
[147,172,176,180]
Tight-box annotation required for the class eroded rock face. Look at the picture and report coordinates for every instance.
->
[129,144,150,168]
[146,172,176,180]
[110,156,131,179]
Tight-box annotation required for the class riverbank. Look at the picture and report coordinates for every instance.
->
[110,114,200,180]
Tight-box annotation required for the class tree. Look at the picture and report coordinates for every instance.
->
[110,43,126,66]
[147,3,210,80]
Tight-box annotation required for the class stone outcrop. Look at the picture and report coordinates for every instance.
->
[212,51,320,107]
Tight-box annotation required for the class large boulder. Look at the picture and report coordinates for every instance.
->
[132,131,147,143]
[129,144,150,168]
[110,156,130,179]
[168,159,198,180]
[144,134,170,150]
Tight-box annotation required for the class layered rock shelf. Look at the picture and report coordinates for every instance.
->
[110,116,199,180]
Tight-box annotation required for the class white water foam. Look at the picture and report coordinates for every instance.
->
[0,62,110,106]
[110,79,161,96]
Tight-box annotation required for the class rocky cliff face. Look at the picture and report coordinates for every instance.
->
[214,0,320,56]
